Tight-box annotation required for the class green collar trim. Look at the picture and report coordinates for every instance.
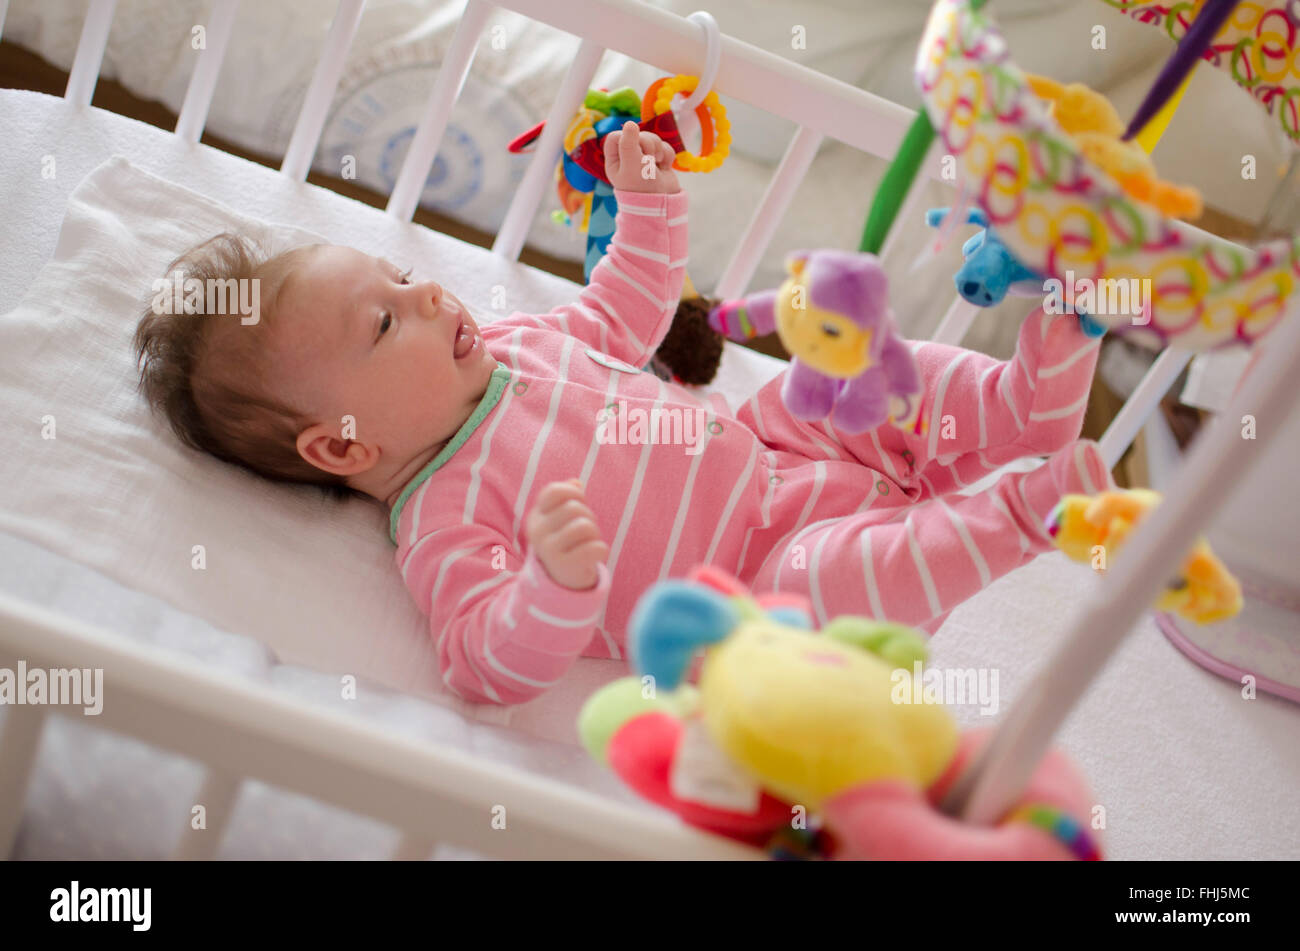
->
[388,363,511,544]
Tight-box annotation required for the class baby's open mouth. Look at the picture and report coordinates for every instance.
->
[453,317,477,359]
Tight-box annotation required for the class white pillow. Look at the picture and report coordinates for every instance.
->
[0,157,780,742]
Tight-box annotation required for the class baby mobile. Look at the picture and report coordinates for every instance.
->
[904,0,1298,352]
[507,13,733,385]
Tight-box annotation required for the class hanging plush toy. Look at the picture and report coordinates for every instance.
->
[925,206,1110,337]
[510,78,731,278]
[1047,489,1243,624]
[646,274,725,386]
[509,79,732,385]
[1024,74,1203,220]
[577,566,1103,860]
[708,250,923,433]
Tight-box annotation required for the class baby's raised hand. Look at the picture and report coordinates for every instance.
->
[603,121,681,195]
[526,479,609,591]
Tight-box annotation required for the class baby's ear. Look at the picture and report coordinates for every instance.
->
[295,423,379,477]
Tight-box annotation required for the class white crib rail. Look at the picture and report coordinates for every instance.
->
[0,591,761,860]
[6,0,1285,859]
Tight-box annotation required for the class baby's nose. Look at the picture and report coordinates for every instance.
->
[422,282,443,316]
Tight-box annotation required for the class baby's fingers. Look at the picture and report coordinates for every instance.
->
[617,120,642,167]
[568,537,610,570]
[575,539,610,571]
[532,502,594,542]
[655,137,677,168]
[535,478,587,513]
[602,131,623,176]
[551,517,604,555]
[636,130,664,157]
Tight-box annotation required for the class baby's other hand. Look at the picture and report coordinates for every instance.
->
[526,479,609,591]
[604,121,681,195]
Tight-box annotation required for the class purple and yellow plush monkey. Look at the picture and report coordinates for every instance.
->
[709,250,922,433]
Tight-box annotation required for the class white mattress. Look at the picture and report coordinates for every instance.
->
[1,89,1297,860]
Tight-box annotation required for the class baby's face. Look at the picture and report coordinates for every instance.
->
[272,245,497,472]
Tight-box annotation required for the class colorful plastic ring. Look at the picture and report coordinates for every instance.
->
[642,75,731,173]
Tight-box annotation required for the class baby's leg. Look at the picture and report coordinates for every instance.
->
[750,439,1112,631]
[805,306,1102,495]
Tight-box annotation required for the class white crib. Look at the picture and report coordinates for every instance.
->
[0,0,1297,860]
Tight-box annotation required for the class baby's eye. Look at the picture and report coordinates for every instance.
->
[379,313,393,337]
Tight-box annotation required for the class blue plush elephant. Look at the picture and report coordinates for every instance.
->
[925,207,1107,337]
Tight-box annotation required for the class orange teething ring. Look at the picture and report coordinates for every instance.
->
[642,75,730,173]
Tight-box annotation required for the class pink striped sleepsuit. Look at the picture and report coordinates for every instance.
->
[389,188,1112,704]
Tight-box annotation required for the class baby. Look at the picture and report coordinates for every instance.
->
[135,122,1112,705]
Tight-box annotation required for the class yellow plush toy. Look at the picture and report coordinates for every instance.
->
[1047,488,1242,624]
[1025,74,1202,221]
[578,567,1105,860]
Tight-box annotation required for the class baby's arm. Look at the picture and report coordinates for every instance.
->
[534,124,688,365]
[400,481,610,705]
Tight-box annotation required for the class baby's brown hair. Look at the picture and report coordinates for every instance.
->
[133,232,352,497]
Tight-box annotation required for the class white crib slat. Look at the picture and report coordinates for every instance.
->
[1097,346,1193,468]
[714,125,823,300]
[386,0,493,223]
[929,295,980,346]
[174,0,241,144]
[172,768,242,860]
[64,0,117,108]
[491,38,604,261]
[948,297,1300,827]
[0,593,762,860]
[879,140,942,267]
[1141,410,1183,491]
[280,0,366,182]
[0,705,47,859]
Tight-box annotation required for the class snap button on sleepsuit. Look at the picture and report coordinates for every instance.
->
[585,348,643,373]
